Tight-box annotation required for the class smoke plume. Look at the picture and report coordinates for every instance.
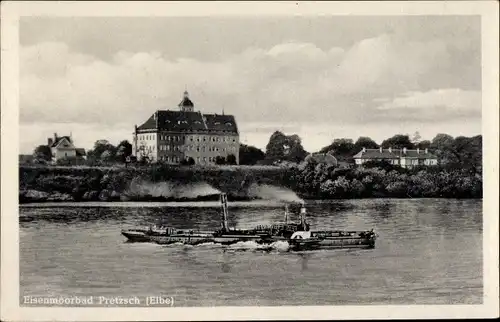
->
[247,184,304,203]
[127,180,220,199]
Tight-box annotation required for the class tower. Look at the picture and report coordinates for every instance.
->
[178,90,194,112]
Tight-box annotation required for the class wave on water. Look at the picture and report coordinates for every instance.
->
[157,240,291,252]
[224,240,290,253]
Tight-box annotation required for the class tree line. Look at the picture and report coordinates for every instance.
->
[30,131,482,174]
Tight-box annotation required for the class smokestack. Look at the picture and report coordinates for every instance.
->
[379,147,383,153]
[284,204,289,225]
[300,203,307,231]
[220,193,229,232]
[54,133,58,141]
[47,138,53,146]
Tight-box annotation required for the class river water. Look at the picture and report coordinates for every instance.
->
[19,199,482,306]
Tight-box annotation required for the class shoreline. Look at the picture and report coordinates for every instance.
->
[19,195,482,207]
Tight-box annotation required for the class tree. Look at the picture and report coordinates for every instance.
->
[101,150,114,162]
[180,157,195,166]
[226,154,237,165]
[416,140,431,150]
[381,134,414,149]
[411,131,422,144]
[265,131,308,163]
[430,133,455,164]
[319,138,355,161]
[215,156,226,165]
[33,145,52,161]
[239,144,265,165]
[115,140,133,163]
[354,136,379,151]
[265,131,287,161]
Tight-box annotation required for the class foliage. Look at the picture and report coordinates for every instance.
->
[239,144,265,165]
[381,134,414,149]
[265,131,308,163]
[215,156,227,165]
[33,145,52,161]
[226,154,237,165]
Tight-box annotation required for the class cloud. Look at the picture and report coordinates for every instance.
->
[19,33,481,153]
[377,89,481,111]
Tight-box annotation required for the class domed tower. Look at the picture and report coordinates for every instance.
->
[178,90,194,112]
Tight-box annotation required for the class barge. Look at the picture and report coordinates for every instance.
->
[121,193,377,250]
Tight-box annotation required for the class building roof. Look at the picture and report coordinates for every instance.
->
[353,148,437,159]
[137,110,238,134]
[50,136,72,148]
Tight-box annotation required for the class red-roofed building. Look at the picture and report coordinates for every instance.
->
[133,91,240,164]
[353,147,438,168]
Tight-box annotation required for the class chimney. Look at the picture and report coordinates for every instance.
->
[417,148,420,154]
[403,147,407,154]
[54,133,58,141]
[379,147,382,153]
[47,138,53,146]
[388,147,392,153]
[362,147,366,153]
[425,148,428,154]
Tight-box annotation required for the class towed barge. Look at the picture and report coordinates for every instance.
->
[121,193,377,250]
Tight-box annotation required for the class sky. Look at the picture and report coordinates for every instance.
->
[19,16,482,154]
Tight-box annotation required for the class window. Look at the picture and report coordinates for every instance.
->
[167,146,170,151]
[203,136,206,142]
[197,157,200,162]
[233,138,236,142]
[203,157,206,162]
[197,146,200,152]
[167,136,171,141]
[202,146,206,152]
[190,137,193,141]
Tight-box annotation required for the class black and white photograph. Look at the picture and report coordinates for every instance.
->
[1,1,498,321]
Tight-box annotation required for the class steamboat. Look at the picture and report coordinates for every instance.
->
[121,193,377,250]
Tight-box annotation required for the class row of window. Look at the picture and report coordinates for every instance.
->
[159,156,225,163]
[137,134,237,143]
[158,145,237,153]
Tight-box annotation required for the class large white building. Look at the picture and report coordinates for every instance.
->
[133,91,240,164]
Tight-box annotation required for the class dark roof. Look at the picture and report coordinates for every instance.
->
[50,136,72,148]
[178,97,194,107]
[353,148,437,159]
[204,114,238,133]
[137,110,238,134]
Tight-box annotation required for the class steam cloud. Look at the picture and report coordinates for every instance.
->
[127,180,221,199]
[247,184,304,203]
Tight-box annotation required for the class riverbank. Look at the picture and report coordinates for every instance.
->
[19,164,297,204]
[19,163,482,204]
